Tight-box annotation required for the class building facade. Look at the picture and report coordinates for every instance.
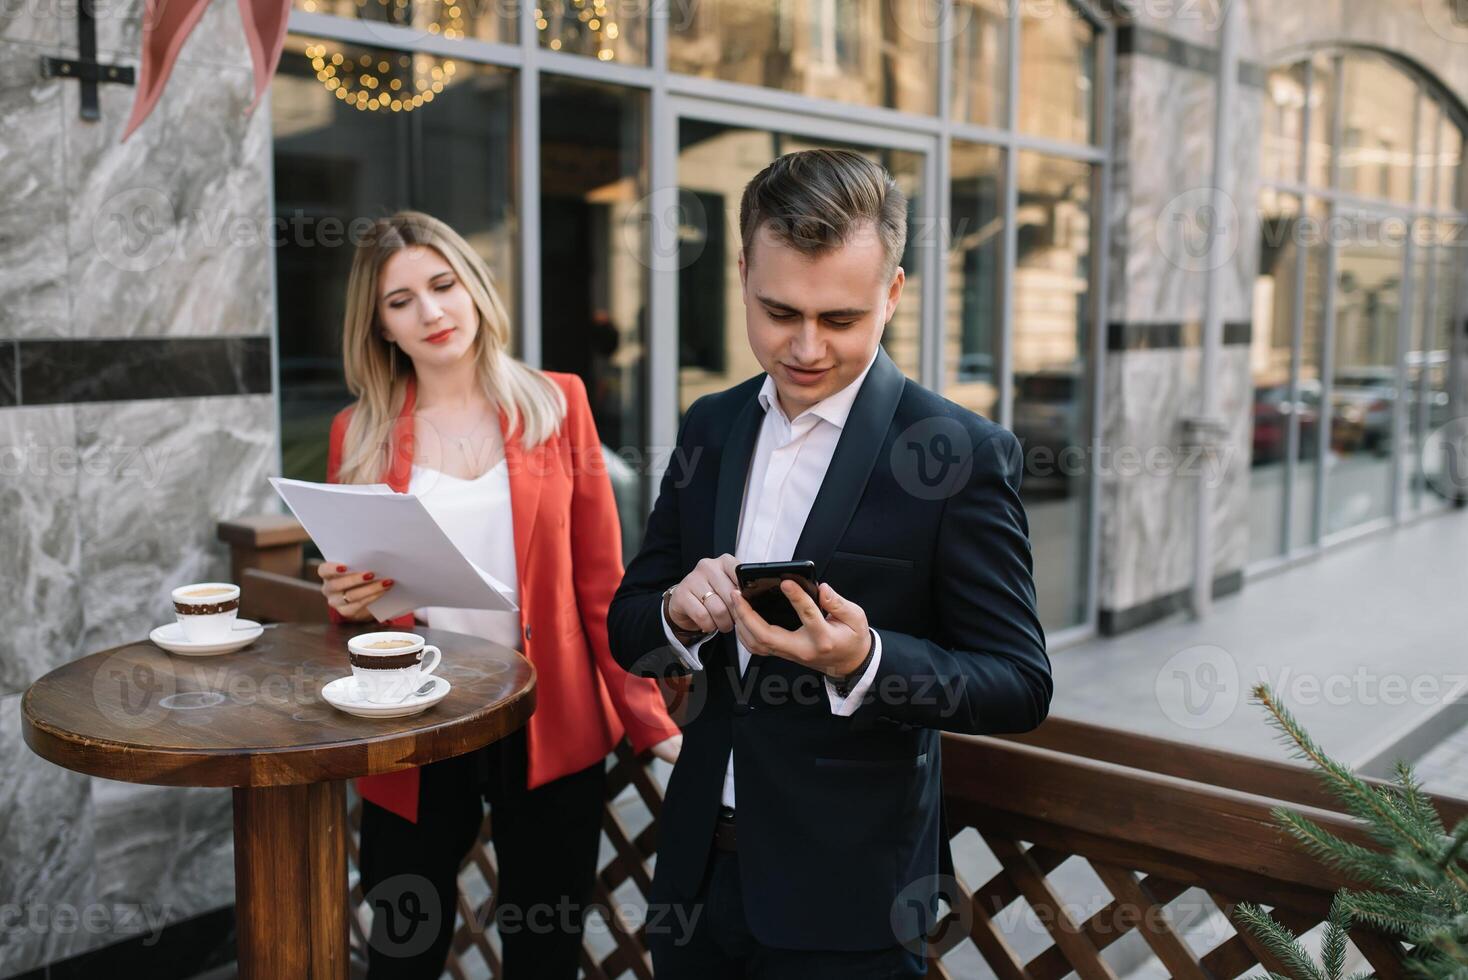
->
[1,0,1464,974]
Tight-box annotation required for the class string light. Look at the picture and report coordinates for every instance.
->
[305,41,456,113]
[304,0,623,111]
[537,0,620,60]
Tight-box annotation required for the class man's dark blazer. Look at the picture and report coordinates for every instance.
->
[607,348,1051,952]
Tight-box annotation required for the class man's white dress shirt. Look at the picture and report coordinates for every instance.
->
[661,351,885,808]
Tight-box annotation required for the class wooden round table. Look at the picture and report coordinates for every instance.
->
[21,622,536,980]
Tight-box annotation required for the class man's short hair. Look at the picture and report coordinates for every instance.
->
[738,149,908,278]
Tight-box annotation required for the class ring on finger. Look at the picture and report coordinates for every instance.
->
[698,589,716,604]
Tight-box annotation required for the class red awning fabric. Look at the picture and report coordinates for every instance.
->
[122,0,292,141]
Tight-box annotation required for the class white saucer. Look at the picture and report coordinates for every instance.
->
[150,619,264,656]
[320,674,451,719]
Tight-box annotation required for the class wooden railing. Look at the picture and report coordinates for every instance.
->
[219,514,1468,979]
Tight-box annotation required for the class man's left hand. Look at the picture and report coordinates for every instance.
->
[731,580,871,679]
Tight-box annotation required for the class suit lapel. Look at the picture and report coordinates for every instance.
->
[713,393,765,557]
[793,348,906,581]
[500,410,542,592]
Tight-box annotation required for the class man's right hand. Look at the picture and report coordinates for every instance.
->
[318,563,395,622]
[666,554,741,635]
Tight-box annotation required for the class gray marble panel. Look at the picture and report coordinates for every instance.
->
[1128,2,1224,50]
[75,394,277,654]
[64,58,272,339]
[91,780,234,927]
[0,692,98,976]
[1099,347,1203,610]
[1,43,70,339]
[1212,345,1252,575]
[0,0,64,47]
[1118,56,1216,325]
[0,406,82,697]
[1105,56,1134,324]
[1220,84,1263,326]
[91,0,255,70]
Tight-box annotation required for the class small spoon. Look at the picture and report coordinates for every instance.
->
[389,679,437,704]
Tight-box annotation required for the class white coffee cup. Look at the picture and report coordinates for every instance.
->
[347,632,442,704]
[172,582,242,643]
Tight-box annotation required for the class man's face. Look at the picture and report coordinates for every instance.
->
[740,221,904,419]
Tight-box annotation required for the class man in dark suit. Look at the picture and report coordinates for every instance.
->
[608,148,1051,977]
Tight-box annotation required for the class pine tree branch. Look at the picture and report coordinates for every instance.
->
[1251,684,1468,895]
[1235,901,1328,980]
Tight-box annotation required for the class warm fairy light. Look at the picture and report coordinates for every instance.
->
[537,0,620,60]
[303,40,459,114]
[301,0,473,113]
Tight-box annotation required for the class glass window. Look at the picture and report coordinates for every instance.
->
[946,141,1004,421]
[536,0,646,64]
[1306,53,1336,190]
[1013,152,1093,631]
[1291,197,1329,548]
[667,0,937,116]
[1421,222,1462,507]
[1017,3,1096,145]
[1325,210,1403,535]
[950,0,1007,128]
[539,77,649,555]
[673,121,925,413]
[1262,65,1308,185]
[293,0,514,44]
[1248,191,1302,562]
[1439,123,1464,213]
[272,37,515,482]
[1414,97,1441,209]
[1337,54,1415,204]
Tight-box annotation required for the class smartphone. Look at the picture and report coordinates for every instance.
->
[735,560,821,632]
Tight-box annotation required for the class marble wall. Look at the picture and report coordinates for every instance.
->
[0,0,277,971]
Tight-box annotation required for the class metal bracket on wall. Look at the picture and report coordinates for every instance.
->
[39,0,135,122]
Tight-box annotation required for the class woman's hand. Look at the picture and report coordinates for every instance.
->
[318,563,395,622]
[649,734,682,765]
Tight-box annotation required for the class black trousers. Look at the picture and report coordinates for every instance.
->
[648,848,928,979]
[357,726,607,979]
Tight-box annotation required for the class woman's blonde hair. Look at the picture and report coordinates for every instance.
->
[334,211,566,484]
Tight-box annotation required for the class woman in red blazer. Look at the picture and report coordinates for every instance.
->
[319,211,681,979]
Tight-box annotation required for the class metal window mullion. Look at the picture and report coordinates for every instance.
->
[927,0,954,394]
[1390,91,1425,521]
[1279,59,1314,557]
[1191,0,1237,617]
[1414,111,1446,512]
[664,72,944,136]
[948,121,1108,162]
[537,47,656,87]
[667,94,933,153]
[646,1,677,499]
[1314,55,1346,543]
[286,10,524,66]
[1082,20,1115,635]
[516,0,540,367]
[998,0,1019,430]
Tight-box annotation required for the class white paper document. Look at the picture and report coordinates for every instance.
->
[269,477,518,620]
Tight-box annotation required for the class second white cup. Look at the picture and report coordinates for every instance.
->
[347,631,442,704]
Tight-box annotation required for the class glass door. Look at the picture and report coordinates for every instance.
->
[661,99,934,417]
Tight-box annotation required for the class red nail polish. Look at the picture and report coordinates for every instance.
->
[363,572,374,581]
[336,564,347,573]
[382,579,394,587]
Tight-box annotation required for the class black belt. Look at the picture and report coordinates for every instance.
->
[714,805,737,852]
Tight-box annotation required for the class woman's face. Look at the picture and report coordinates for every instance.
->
[376,246,480,368]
